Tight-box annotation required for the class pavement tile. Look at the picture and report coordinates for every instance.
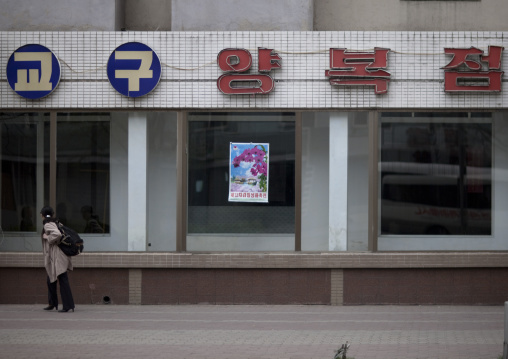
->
[0,304,504,359]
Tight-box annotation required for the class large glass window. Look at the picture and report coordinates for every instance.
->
[55,114,111,234]
[0,112,111,238]
[380,113,492,235]
[187,112,295,251]
[0,113,47,232]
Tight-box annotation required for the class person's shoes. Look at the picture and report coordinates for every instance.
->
[58,308,74,313]
[43,305,57,311]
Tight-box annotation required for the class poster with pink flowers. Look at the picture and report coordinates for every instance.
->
[229,142,269,203]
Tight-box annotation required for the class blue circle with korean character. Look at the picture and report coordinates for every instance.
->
[107,42,161,98]
[6,44,61,100]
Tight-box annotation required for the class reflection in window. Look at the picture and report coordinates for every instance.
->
[0,113,46,232]
[381,113,491,235]
[55,114,110,234]
[188,113,295,234]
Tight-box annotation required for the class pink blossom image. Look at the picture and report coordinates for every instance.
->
[229,142,269,202]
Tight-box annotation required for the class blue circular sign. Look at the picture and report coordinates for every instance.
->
[6,44,61,100]
[107,42,161,98]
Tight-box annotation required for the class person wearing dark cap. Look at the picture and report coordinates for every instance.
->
[40,206,75,313]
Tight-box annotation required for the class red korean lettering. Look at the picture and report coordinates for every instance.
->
[217,74,274,94]
[258,48,282,72]
[443,47,484,71]
[444,71,503,92]
[443,46,505,92]
[217,48,279,95]
[325,47,391,94]
[217,49,252,72]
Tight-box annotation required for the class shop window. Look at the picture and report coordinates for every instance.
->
[0,112,111,239]
[0,113,47,232]
[55,114,111,234]
[187,113,295,235]
[380,113,492,235]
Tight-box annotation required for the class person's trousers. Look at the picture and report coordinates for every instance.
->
[47,271,75,310]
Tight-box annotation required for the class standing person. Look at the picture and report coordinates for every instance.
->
[40,206,75,313]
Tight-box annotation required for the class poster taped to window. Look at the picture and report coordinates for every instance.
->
[229,142,269,203]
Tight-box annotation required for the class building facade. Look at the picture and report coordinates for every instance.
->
[1,0,508,305]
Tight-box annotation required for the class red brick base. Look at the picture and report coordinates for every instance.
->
[1,267,507,305]
[0,268,129,305]
[0,268,47,304]
[343,268,508,305]
[142,269,331,305]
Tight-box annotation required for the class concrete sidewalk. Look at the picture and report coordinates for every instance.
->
[0,304,504,359]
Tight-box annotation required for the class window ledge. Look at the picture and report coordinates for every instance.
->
[1,251,507,269]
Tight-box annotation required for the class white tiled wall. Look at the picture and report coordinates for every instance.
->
[1,31,507,109]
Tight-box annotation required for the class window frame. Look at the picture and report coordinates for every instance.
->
[176,111,302,252]
[378,111,493,238]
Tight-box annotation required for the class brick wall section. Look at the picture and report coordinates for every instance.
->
[0,267,129,305]
[66,268,130,305]
[0,267,329,305]
[0,268,47,304]
[343,268,508,305]
[2,265,508,305]
[2,252,508,269]
[330,269,343,306]
[142,269,330,305]
[2,253,508,305]
[129,269,142,304]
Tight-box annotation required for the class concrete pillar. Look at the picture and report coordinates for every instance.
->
[128,112,147,251]
[329,112,348,251]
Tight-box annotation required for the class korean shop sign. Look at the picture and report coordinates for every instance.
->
[6,44,61,99]
[107,42,161,97]
[442,46,504,92]
[217,48,281,94]
[4,39,506,100]
[325,47,391,94]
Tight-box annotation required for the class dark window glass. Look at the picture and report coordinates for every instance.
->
[381,116,491,235]
[0,113,46,232]
[55,114,110,234]
[188,113,295,234]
